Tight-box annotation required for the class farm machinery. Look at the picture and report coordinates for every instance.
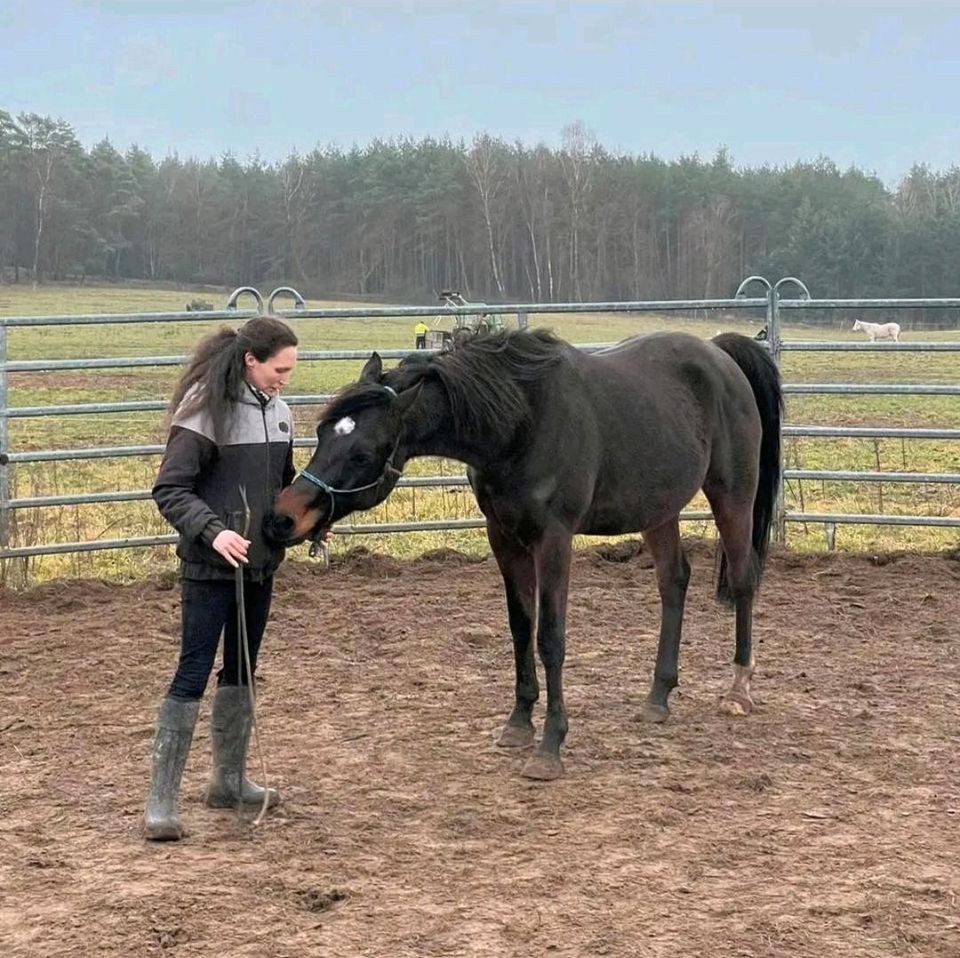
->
[423,290,505,349]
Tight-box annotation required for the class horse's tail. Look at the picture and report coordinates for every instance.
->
[710,333,783,604]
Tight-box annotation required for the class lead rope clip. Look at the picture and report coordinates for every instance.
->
[309,536,330,566]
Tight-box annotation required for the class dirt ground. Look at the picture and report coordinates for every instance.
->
[1,541,958,958]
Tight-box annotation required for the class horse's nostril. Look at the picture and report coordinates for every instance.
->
[264,512,295,543]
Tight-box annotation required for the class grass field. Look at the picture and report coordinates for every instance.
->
[1,283,958,586]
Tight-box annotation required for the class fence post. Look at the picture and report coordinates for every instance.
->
[734,275,784,543]
[0,318,9,549]
[770,283,786,544]
[771,277,812,545]
[517,310,529,330]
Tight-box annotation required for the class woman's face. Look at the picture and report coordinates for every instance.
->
[245,345,298,396]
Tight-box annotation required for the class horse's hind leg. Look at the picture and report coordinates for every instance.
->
[639,519,691,724]
[707,492,759,715]
[488,522,539,750]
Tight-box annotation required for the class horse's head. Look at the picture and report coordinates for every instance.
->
[852,320,862,331]
[264,353,421,546]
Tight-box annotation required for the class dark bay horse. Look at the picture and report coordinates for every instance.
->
[266,329,782,780]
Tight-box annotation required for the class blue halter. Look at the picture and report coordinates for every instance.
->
[298,464,395,499]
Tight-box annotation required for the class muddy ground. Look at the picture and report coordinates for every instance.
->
[1,541,958,958]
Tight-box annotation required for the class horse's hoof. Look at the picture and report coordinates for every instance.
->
[497,724,535,749]
[638,702,670,724]
[521,752,564,781]
[720,692,754,716]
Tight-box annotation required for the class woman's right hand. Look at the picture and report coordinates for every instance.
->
[212,530,250,568]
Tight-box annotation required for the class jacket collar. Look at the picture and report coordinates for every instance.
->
[240,381,275,409]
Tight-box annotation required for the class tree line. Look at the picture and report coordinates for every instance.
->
[2,111,960,315]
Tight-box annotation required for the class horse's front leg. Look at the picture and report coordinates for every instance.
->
[487,521,539,750]
[521,526,573,781]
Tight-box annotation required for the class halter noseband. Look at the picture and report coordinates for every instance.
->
[298,452,400,501]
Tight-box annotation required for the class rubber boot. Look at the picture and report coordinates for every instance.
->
[205,685,279,809]
[144,697,200,841]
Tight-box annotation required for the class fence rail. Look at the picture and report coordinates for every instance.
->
[2,278,958,561]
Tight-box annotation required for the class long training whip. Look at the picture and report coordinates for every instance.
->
[236,485,272,827]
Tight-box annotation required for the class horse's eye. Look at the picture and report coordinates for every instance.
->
[349,451,373,467]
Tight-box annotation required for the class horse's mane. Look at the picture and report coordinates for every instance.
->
[403,328,568,444]
[321,329,569,445]
[320,383,393,424]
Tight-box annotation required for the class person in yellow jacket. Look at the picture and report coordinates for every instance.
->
[414,321,428,349]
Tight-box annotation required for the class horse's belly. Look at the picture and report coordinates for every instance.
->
[580,484,700,536]
[580,514,648,536]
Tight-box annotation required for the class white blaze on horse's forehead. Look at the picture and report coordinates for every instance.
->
[334,416,356,436]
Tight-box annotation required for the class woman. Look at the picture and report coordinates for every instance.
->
[144,315,299,841]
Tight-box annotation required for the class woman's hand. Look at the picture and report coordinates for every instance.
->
[212,530,250,568]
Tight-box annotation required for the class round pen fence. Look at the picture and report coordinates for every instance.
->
[1,278,958,566]
[757,277,960,543]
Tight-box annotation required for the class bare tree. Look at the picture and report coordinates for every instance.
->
[6,113,82,286]
[464,134,508,297]
[514,142,557,301]
[559,121,597,301]
[279,153,315,285]
[686,196,738,298]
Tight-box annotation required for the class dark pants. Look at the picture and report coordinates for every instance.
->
[167,577,274,701]
[415,334,426,349]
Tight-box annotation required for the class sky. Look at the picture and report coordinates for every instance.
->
[3,0,960,186]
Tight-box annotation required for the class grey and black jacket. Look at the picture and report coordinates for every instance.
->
[153,386,295,582]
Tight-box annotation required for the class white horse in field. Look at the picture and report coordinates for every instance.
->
[853,319,901,342]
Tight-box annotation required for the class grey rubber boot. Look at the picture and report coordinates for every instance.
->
[144,697,200,841]
[205,685,279,809]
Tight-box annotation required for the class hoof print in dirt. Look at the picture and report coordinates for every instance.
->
[300,887,350,913]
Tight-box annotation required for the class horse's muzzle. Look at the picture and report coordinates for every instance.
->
[263,510,327,547]
[268,480,334,546]
[263,512,293,545]
[262,510,296,545]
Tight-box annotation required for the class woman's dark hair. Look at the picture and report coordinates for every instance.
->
[167,315,298,442]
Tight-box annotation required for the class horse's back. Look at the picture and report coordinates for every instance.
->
[857,319,900,340]
[566,332,764,532]
[584,331,753,403]
[872,322,900,341]
[584,330,768,465]
[587,329,709,370]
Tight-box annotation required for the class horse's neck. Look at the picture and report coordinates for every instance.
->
[403,379,508,471]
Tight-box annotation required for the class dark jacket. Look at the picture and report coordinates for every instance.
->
[152,386,295,581]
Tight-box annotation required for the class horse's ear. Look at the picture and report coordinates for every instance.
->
[361,353,383,382]
[395,382,423,417]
